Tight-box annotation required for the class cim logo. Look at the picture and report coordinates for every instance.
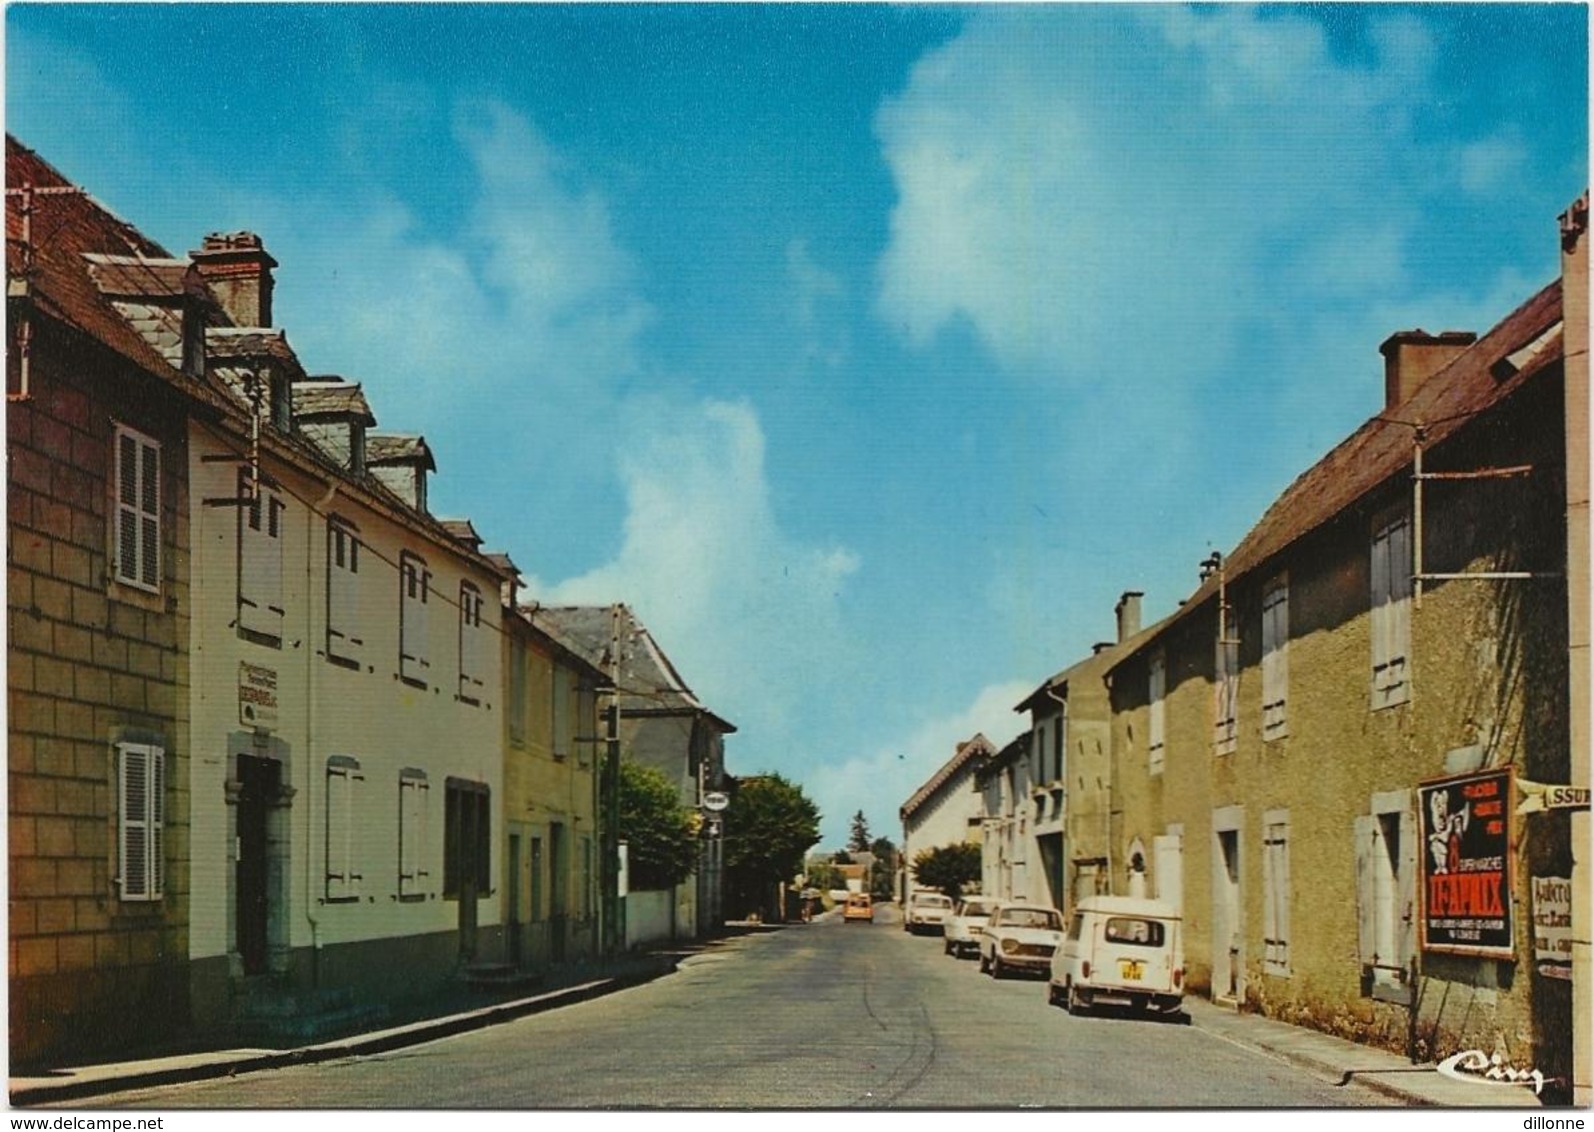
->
[1436,1049,1545,1095]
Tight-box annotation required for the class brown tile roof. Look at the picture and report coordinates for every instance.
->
[82,254,190,297]
[366,432,436,471]
[901,733,995,820]
[439,518,483,549]
[1116,277,1564,661]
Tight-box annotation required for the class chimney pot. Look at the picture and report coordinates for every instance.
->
[1115,590,1144,643]
[1379,330,1476,410]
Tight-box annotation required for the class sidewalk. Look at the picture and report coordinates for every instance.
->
[1184,999,1547,1108]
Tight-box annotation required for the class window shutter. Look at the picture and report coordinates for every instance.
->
[1371,525,1391,687]
[117,743,162,901]
[1354,814,1376,969]
[240,483,285,639]
[1262,829,1277,965]
[1149,655,1165,773]
[328,526,363,661]
[1277,824,1290,969]
[150,746,165,899]
[114,428,160,591]
[1396,807,1417,969]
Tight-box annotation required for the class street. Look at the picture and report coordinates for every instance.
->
[66,905,1395,1109]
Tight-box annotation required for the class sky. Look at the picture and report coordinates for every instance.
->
[7,3,1588,849]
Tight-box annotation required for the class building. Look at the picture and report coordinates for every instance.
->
[498,573,607,972]
[975,733,1031,903]
[1012,591,1150,910]
[533,605,734,944]
[900,733,993,899]
[7,136,224,1066]
[1106,197,1586,1098]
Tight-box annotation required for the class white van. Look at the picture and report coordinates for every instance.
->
[1048,895,1184,1017]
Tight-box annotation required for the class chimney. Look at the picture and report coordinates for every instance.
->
[190,232,277,328]
[1379,330,1476,410]
[1115,590,1144,643]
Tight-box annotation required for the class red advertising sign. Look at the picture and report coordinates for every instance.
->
[1418,767,1514,958]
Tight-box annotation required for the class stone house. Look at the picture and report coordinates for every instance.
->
[901,733,992,899]
[498,570,606,971]
[1107,199,1585,1095]
[7,136,226,1066]
[533,605,734,943]
[974,732,1029,903]
[1013,591,1150,911]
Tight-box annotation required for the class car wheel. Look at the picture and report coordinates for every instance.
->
[978,952,990,974]
[1066,980,1086,1016]
[1047,982,1062,1007]
[943,939,952,956]
[991,956,1004,979]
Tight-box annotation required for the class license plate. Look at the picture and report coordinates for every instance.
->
[1119,959,1144,981]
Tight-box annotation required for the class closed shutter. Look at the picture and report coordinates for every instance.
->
[1148,655,1166,774]
[239,480,286,641]
[326,757,364,900]
[1396,807,1417,972]
[401,557,430,682]
[327,524,363,662]
[117,742,163,901]
[1354,814,1376,972]
[399,772,430,897]
[114,427,161,591]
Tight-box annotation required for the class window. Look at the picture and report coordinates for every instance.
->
[1355,793,1416,1003]
[1213,605,1238,754]
[1148,652,1166,775]
[458,582,486,705]
[551,666,571,760]
[1262,811,1290,975]
[399,553,431,686]
[238,471,286,646]
[325,756,364,902]
[116,741,164,901]
[509,638,529,745]
[398,769,430,901]
[1370,512,1413,708]
[1261,577,1289,740]
[1052,715,1064,783]
[113,425,160,592]
[327,519,363,666]
[444,778,491,899]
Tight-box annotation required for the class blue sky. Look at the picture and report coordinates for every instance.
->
[8,3,1587,848]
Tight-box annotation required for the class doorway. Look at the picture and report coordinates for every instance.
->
[1212,810,1243,1004]
[236,754,280,976]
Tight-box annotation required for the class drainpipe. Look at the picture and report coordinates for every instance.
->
[303,479,339,982]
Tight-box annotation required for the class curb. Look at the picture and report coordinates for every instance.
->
[10,957,675,1107]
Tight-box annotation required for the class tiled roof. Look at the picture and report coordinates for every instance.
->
[367,432,436,471]
[82,254,191,297]
[1115,278,1564,664]
[530,605,736,732]
[901,733,995,820]
[292,379,376,425]
[1015,618,1165,714]
[6,137,211,393]
[439,518,483,549]
[486,551,520,579]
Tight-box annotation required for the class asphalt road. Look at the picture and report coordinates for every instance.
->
[74,904,1394,1109]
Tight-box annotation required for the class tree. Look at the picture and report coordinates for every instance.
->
[724,773,821,920]
[805,860,845,893]
[617,759,698,891]
[831,849,854,865]
[848,810,872,853]
[868,836,899,900]
[911,842,982,901]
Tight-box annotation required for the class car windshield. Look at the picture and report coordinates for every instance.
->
[997,908,1059,929]
[958,902,991,917]
[921,896,952,908]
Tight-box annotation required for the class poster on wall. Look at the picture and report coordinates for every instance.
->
[1418,766,1514,958]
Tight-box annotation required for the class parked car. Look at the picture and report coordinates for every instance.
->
[843,893,874,923]
[978,902,1064,978]
[1048,895,1184,1017]
[903,891,954,934]
[943,896,996,958]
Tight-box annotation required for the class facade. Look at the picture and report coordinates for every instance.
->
[7,138,219,1066]
[1106,201,1585,1098]
[534,605,734,943]
[1013,591,1149,911]
[975,733,1031,903]
[500,576,606,972]
[901,734,993,899]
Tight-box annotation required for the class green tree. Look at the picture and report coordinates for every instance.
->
[805,860,845,892]
[848,810,872,853]
[911,842,982,901]
[868,836,898,900]
[724,773,821,920]
[832,849,854,865]
[618,759,698,891]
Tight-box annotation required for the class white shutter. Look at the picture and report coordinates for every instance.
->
[401,558,431,682]
[239,487,285,640]
[1153,834,1182,914]
[1371,524,1391,691]
[1262,829,1277,964]
[1149,654,1166,774]
[399,773,430,896]
[326,765,349,899]
[1354,814,1376,970]
[114,427,160,592]
[1388,517,1411,695]
[328,526,363,662]
[1396,807,1417,971]
[117,743,162,901]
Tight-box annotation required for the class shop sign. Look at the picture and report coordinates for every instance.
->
[1418,767,1513,958]
[239,661,279,729]
[1531,875,1573,975]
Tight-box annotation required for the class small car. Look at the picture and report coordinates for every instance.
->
[842,892,874,923]
[978,902,1064,978]
[943,896,996,958]
[903,891,954,934]
[1048,895,1184,1017]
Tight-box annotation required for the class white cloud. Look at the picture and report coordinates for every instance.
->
[1459,135,1528,195]
[806,679,1032,847]
[531,396,861,743]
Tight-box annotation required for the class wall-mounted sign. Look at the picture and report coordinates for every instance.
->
[1516,780,1591,815]
[1531,875,1572,975]
[239,661,278,729]
[1419,767,1513,958]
